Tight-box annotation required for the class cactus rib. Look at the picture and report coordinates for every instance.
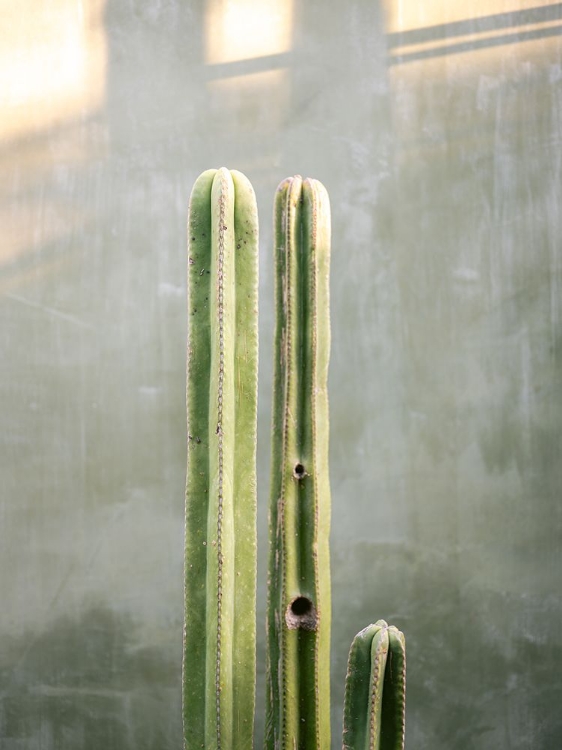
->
[266,176,332,750]
[183,168,258,750]
[343,621,406,750]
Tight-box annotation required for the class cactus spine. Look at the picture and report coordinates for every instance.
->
[183,168,259,750]
[343,620,406,750]
[266,176,332,750]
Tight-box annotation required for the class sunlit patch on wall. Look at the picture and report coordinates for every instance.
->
[0,0,107,143]
[205,0,293,65]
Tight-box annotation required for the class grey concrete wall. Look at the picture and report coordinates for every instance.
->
[1,1,561,747]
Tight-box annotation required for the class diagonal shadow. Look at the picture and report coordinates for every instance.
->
[390,23,562,65]
[388,2,562,65]
[388,2,562,48]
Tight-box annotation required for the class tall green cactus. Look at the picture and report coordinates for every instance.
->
[343,620,406,750]
[183,168,407,750]
[266,176,332,750]
[183,167,259,750]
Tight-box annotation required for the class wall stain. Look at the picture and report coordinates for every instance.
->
[0,605,181,749]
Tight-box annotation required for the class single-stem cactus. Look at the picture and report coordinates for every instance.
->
[343,620,406,750]
[266,175,332,750]
[183,168,259,750]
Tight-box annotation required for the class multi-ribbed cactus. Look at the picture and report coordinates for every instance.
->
[183,168,259,750]
[183,168,407,750]
[343,620,406,750]
[266,176,332,750]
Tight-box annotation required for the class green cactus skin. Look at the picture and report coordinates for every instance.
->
[183,168,259,750]
[266,176,332,750]
[343,620,406,750]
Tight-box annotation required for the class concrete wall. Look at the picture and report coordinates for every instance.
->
[1,1,561,747]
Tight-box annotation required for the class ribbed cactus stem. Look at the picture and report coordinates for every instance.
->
[343,620,406,750]
[266,176,332,750]
[183,168,259,750]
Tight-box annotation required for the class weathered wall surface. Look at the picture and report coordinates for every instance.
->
[1,1,561,747]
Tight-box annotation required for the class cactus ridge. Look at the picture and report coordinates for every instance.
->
[266,175,332,750]
[384,627,407,749]
[183,168,258,750]
[214,168,226,741]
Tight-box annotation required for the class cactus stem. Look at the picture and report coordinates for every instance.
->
[184,168,258,750]
[266,175,331,750]
[343,621,406,750]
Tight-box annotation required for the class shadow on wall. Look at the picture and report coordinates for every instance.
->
[1,3,191,748]
[330,1,562,748]
[332,537,562,749]
[387,3,562,64]
[1,1,562,749]
[0,605,180,750]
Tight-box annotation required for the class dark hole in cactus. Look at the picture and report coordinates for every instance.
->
[285,596,318,631]
[291,597,311,615]
[293,463,305,479]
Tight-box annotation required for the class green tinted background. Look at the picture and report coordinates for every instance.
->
[1,1,561,748]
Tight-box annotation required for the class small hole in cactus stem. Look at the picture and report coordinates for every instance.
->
[291,597,311,616]
[285,597,318,631]
[293,463,305,479]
